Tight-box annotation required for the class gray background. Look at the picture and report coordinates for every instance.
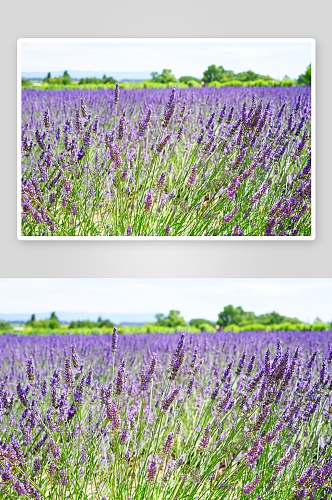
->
[2,0,330,278]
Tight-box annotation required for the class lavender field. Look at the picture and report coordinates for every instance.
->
[21,86,311,237]
[0,329,331,499]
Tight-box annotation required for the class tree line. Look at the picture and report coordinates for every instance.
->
[24,312,115,330]
[21,64,311,88]
[8,303,327,333]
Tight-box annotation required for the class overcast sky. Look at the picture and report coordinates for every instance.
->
[20,39,312,81]
[0,278,330,323]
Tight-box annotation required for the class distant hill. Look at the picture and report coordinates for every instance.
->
[0,312,156,324]
[22,71,152,81]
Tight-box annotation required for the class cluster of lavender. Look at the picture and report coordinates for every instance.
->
[21,85,311,236]
[0,328,330,499]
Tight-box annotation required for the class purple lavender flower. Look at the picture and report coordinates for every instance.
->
[243,473,261,494]
[198,425,211,451]
[112,326,118,354]
[106,401,121,433]
[187,166,197,187]
[162,387,180,412]
[117,110,127,140]
[161,433,174,457]
[64,357,73,390]
[143,192,153,213]
[58,470,69,485]
[115,358,127,396]
[114,82,120,106]
[26,358,35,385]
[71,344,79,369]
[147,457,157,483]
[156,134,171,153]
[156,171,167,191]
[43,109,50,130]
[162,87,176,128]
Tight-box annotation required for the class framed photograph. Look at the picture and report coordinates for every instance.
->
[18,38,315,239]
[0,277,331,499]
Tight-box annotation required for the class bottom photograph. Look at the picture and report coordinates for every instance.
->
[0,278,331,500]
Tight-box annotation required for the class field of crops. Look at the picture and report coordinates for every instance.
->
[0,329,331,499]
[20,85,311,237]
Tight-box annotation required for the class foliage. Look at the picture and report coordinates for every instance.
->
[202,65,274,84]
[183,79,201,88]
[25,313,36,325]
[217,305,256,328]
[150,69,178,84]
[280,77,297,87]
[196,322,216,332]
[68,317,115,329]
[179,76,201,87]
[43,71,72,86]
[235,69,273,82]
[202,65,235,83]
[223,321,329,332]
[25,312,61,330]
[255,311,302,325]
[312,321,330,331]
[189,318,216,328]
[154,310,187,328]
[21,77,32,88]
[217,305,305,328]
[0,320,13,332]
[298,64,311,85]
[26,80,297,90]
[79,75,116,85]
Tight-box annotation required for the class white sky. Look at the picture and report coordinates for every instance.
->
[0,279,330,324]
[20,40,312,80]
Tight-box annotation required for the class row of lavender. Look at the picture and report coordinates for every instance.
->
[21,86,311,236]
[0,329,330,499]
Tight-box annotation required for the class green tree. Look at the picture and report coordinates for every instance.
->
[26,313,36,326]
[22,77,32,88]
[43,71,72,86]
[179,76,201,84]
[202,65,222,83]
[189,318,215,328]
[256,311,301,325]
[61,71,72,85]
[150,69,177,84]
[102,75,116,84]
[155,310,187,328]
[298,64,311,85]
[217,305,255,328]
[68,317,115,329]
[202,65,235,84]
[97,318,115,328]
[235,70,272,82]
[79,75,116,85]
[0,321,13,331]
[48,312,60,329]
